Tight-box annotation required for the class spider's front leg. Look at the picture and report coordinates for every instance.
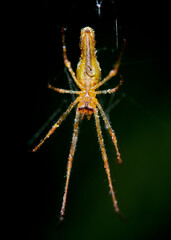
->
[60,110,80,221]
[32,97,79,152]
[96,101,122,164]
[94,108,120,213]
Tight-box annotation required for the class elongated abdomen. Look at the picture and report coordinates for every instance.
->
[76,27,101,88]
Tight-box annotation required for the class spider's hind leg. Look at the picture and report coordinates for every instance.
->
[61,27,83,90]
[93,39,126,90]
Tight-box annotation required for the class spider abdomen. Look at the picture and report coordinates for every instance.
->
[76,27,101,88]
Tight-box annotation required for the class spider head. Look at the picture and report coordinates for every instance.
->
[78,91,97,119]
[78,105,94,120]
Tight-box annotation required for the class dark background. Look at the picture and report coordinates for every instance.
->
[24,0,171,239]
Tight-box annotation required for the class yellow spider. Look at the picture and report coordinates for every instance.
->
[32,26,126,221]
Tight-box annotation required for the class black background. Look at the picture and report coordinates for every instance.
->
[21,0,171,239]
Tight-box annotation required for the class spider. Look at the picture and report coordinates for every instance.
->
[32,26,126,221]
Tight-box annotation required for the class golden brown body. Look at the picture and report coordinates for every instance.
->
[76,27,101,117]
[32,26,126,221]
[77,27,101,87]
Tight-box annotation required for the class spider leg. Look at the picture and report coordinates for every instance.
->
[32,97,79,152]
[92,40,126,90]
[48,83,81,94]
[61,28,84,90]
[96,74,123,94]
[96,101,122,164]
[60,110,80,221]
[94,108,120,213]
